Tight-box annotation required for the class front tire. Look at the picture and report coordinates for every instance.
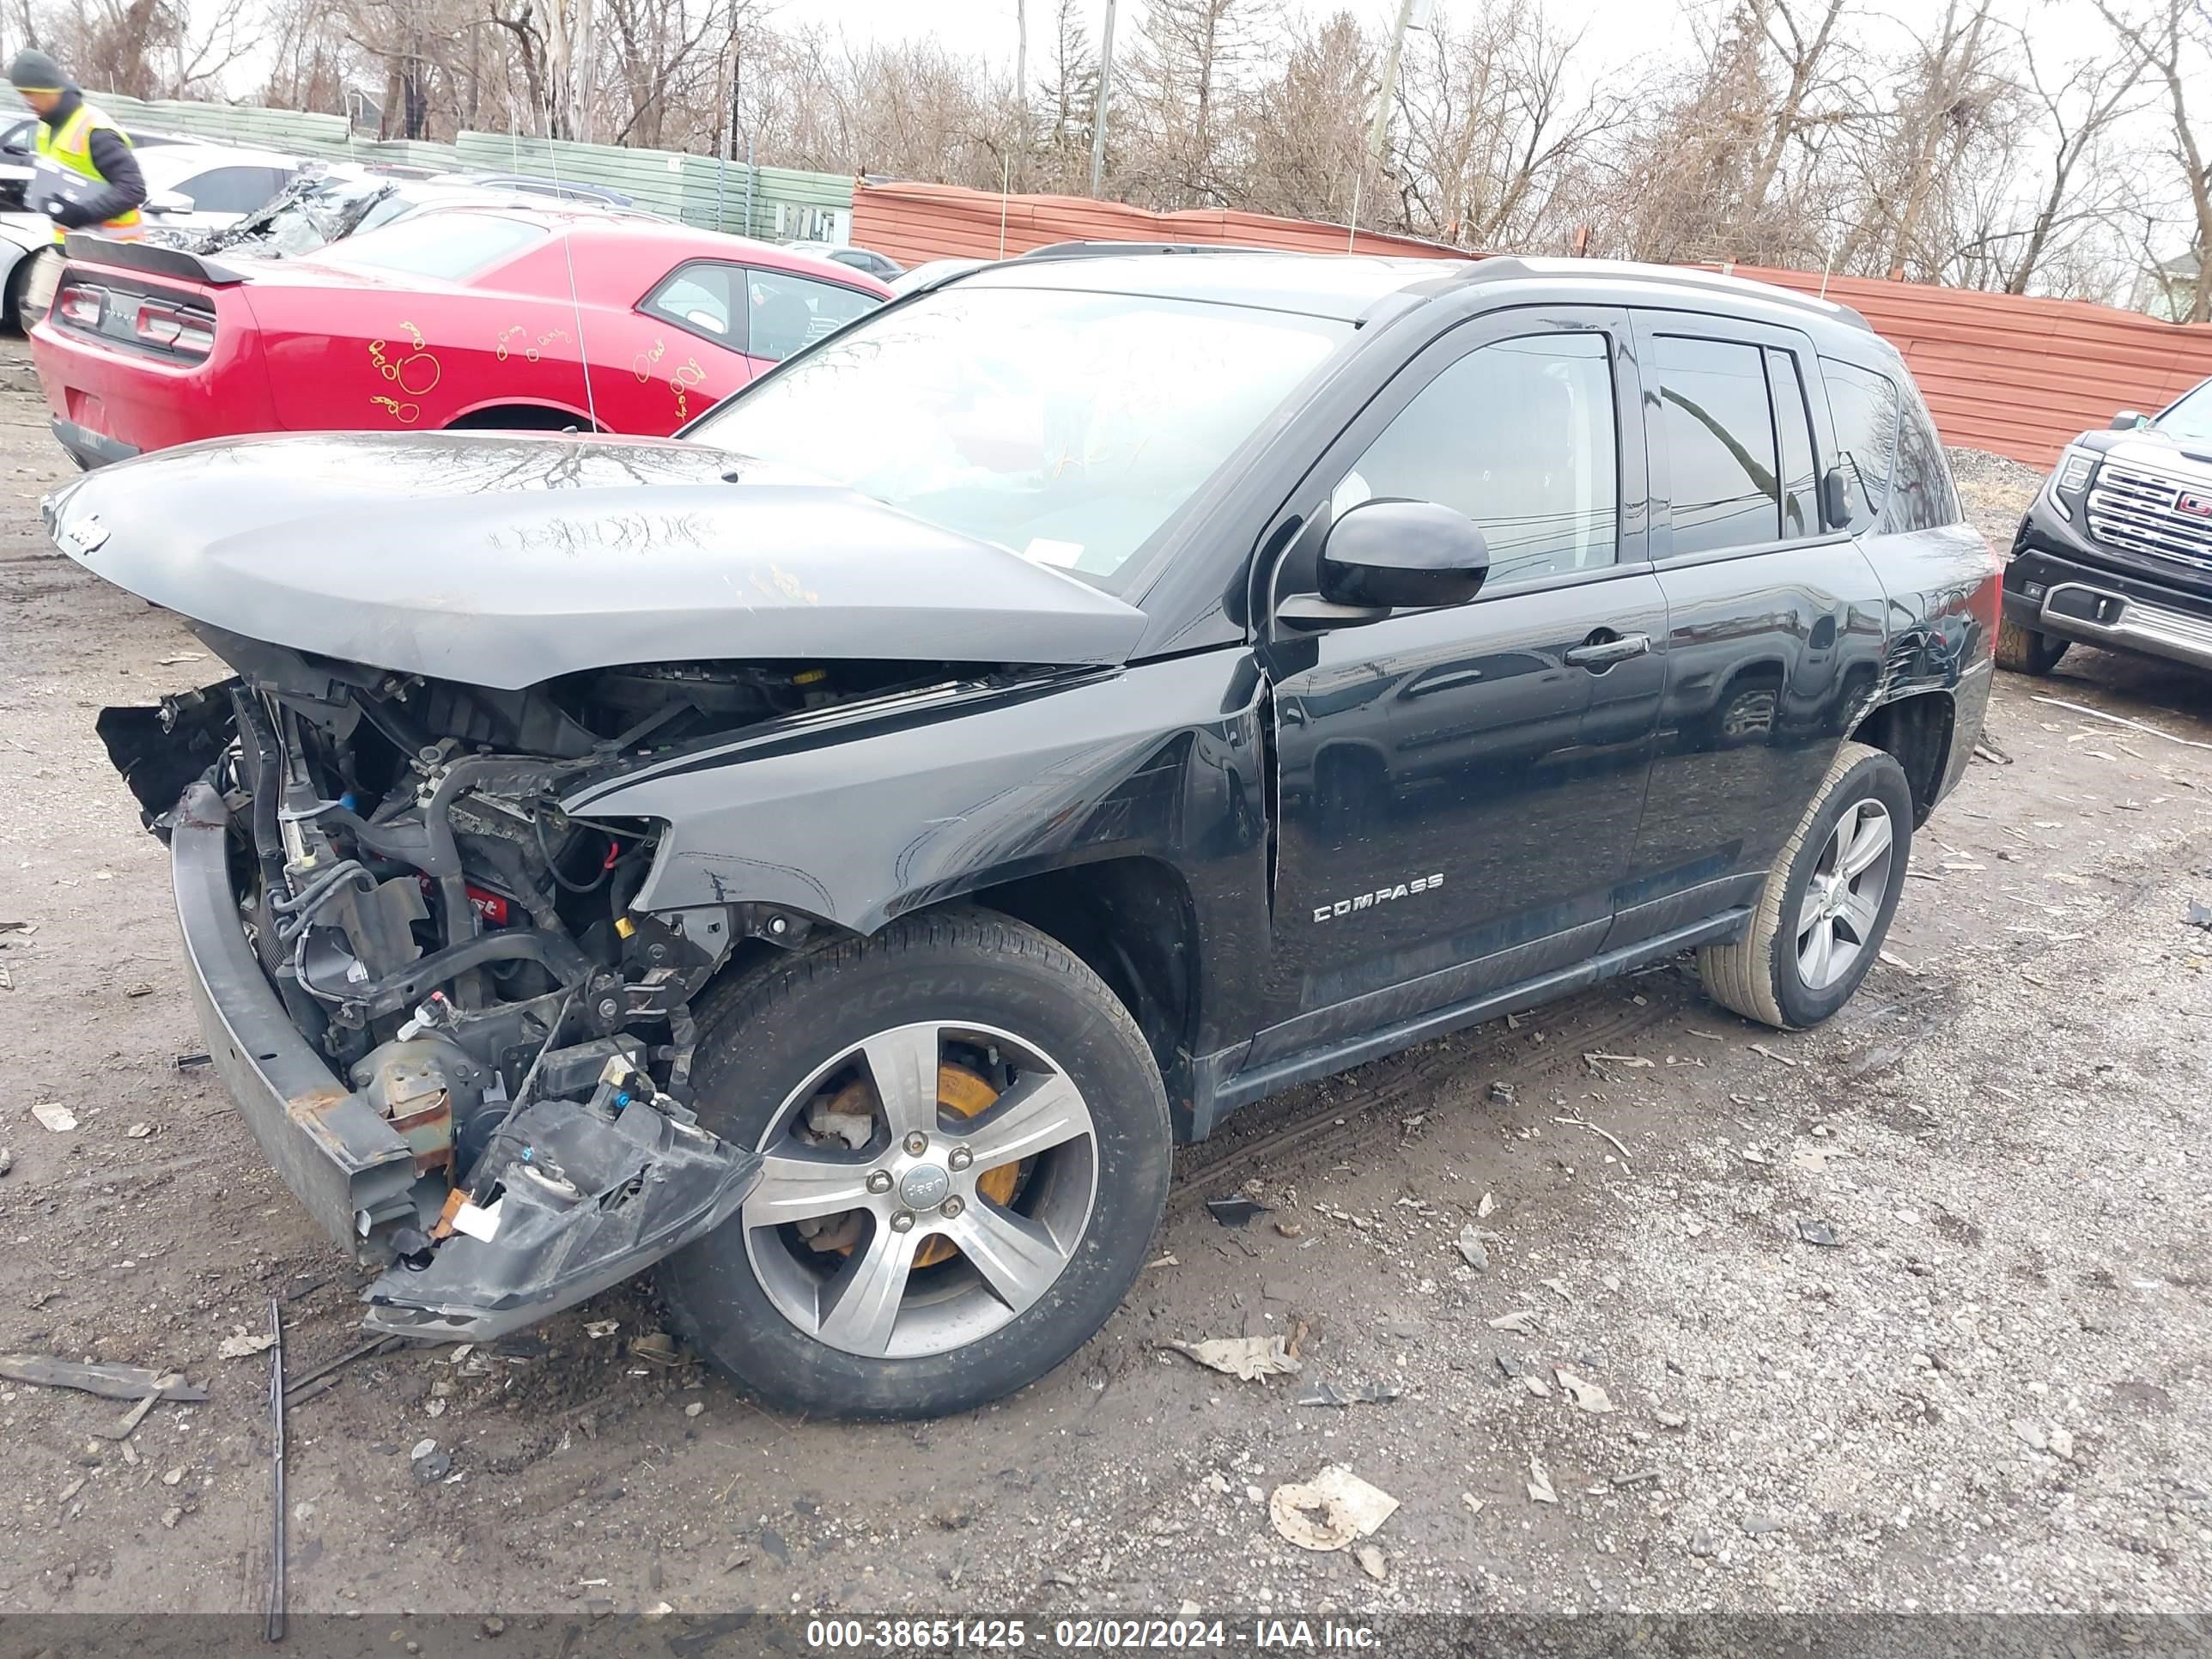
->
[1698,740,1912,1030]
[1996,617,2068,676]
[660,909,1171,1419]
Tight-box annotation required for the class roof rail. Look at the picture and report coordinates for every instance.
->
[1466,254,1876,334]
[1015,240,1306,262]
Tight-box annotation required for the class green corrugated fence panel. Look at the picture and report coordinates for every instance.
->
[8,86,855,234]
[355,139,465,172]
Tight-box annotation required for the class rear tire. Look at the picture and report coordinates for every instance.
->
[1996,617,2068,676]
[1698,740,1912,1030]
[659,908,1171,1419]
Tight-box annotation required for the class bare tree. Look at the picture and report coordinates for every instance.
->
[1034,0,1097,188]
[2094,0,2212,320]
[1391,0,1620,250]
[1829,0,2013,279]
[1116,0,1270,208]
[24,0,257,100]
[1988,29,2143,293]
[1242,9,1372,224]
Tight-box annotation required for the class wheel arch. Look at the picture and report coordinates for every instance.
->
[444,400,599,432]
[957,855,1201,1119]
[1849,688,1954,825]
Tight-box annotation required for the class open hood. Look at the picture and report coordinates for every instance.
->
[43,431,1147,690]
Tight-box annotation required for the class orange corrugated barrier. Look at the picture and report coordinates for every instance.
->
[853,179,2212,469]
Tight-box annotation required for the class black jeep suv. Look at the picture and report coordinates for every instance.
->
[52,248,1996,1419]
[2002,374,2212,677]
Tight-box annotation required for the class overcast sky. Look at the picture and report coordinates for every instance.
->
[763,0,2124,83]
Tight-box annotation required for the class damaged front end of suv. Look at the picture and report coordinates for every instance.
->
[50,429,1150,1346]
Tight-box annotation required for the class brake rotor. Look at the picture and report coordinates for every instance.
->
[817,1061,1018,1267]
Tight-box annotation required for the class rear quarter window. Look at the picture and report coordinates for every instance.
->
[1819,356,1899,535]
[1889,376,1960,531]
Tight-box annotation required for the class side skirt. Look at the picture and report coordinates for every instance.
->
[1184,908,1751,1139]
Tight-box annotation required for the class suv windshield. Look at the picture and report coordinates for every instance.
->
[689,284,1352,588]
[2156,379,2212,443]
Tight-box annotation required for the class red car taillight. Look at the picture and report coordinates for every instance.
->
[134,301,214,360]
[55,282,104,328]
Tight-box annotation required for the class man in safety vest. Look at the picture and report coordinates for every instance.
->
[7,48,145,320]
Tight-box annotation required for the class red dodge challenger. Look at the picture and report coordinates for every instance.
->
[29,205,890,466]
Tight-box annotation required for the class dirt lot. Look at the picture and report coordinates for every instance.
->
[1,341,2208,1623]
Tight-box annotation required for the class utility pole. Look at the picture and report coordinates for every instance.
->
[1366,0,1417,164]
[1014,0,1028,191]
[1087,0,1116,198]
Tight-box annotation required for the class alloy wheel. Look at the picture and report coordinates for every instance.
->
[743,1021,1100,1359]
[1795,799,1894,991]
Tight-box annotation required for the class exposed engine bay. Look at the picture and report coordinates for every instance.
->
[101,633,966,1340]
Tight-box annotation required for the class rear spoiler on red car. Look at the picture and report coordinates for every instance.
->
[62,232,250,287]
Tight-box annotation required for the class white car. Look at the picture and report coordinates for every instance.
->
[784,239,902,281]
[0,138,301,321]
[887,257,988,297]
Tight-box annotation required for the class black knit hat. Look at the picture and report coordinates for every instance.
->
[8,48,69,94]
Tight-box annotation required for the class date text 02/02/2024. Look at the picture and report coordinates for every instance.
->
[801,1619,1381,1650]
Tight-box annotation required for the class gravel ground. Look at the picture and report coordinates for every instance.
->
[1,398,2207,1623]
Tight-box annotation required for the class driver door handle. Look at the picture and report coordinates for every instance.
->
[1564,632,1651,670]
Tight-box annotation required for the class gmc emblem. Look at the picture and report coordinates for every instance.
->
[2179,490,2212,519]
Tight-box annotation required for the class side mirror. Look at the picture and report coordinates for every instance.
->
[1820,465,1853,530]
[2110,410,2147,431]
[1316,498,1490,610]
[144,189,192,216]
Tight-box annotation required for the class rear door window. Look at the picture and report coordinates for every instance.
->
[1765,347,1821,540]
[744,268,881,363]
[1650,334,1781,556]
[1820,357,1900,535]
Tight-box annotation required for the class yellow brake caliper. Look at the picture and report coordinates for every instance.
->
[821,1062,1019,1267]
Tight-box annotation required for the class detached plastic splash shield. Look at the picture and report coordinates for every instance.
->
[361,1099,760,1342]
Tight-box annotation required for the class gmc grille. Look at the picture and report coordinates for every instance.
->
[2086,460,2212,574]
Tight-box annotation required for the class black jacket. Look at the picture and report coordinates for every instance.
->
[41,88,147,228]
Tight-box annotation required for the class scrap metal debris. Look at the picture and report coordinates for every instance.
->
[283,1335,401,1409]
[266,1297,286,1643]
[1204,1195,1269,1228]
[94,1378,179,1442]
[2029,695,2212,750]
[0,1355,206,1402]
[1267,1466,1399,1551]
[1167,1335,1300,1382]
[1295,1376,1401,1408]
